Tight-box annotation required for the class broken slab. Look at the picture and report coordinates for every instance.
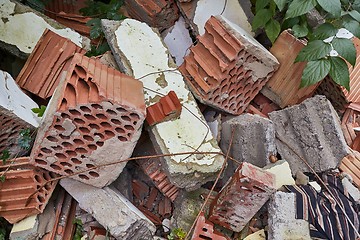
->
[179,16,279,115]
[60,178,156,240]
[0,70,40,158]
[268,192,311,240]
[0,0,88,59]
[221,113,277,168]
[30,53,146,187]
[263,160,295,189]
[9,215,38,240]
[209,162,276,232]
[269,95,349,174]
[102,19,224,191]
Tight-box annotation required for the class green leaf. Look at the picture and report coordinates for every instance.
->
[316,0,341,17]
[301,59,331,88]
[252,9,273,30]
[285,0,317,19]
[329,57,350,90]
[274,0,287,11]
[342,17,360,38]
[349,9,360,21]
[311,23,338,40]
[282,17,300,29]
[292,24,309,38]
[31,105,46,117]
[0,150,10,165]
[265,19,281,43]
[353,0,360,11]
[332,38,356,66]
[295,40,332,62]
[106,11,126,20]
[255,0,270,12]
[0,175,5,183]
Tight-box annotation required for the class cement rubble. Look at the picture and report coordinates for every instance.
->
[269,95,349,174]
[268,191,312,240]
[102,18,225,191]
[60,178,156,240]
[263,160,295,189]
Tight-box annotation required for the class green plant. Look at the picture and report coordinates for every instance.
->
[18,128,32,150]
[252,0,360,90]
[167,228,186,240]
[31,105,46,117]
[80,0,126,56]
[0,150,10,165]
[72,218,84,240]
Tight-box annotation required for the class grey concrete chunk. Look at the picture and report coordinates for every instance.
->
[268,192,311,240]
[60,178,156,240]
[269,95,349,174]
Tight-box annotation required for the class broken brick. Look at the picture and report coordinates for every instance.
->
[315,76,348,112]
[209,162,276,232]
[0,157,57,224]
[191,212,229,240]
[124,0,180,31]
[44,0,87,17]
[146,91,182,126]
[180,15,279,115]
[16,29,86,100]
[30,53,146,187]
[339,148,360,187]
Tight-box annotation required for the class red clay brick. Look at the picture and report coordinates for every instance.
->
[191,212,229,240]
[180,16,278,115]
[339,149,360,187]
[30,53,146,187]
[209,162,276,232]
[0,157,57,224]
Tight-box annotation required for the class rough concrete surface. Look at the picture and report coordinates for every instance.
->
[268,191,311,240]
[60,178,156,240]
[269,95,349,174]
[263,160,295,189]
[102,18,224,191]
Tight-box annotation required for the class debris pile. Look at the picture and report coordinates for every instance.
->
[0,0,360,239]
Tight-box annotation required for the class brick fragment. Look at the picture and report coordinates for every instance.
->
[146,91,182,126]
[339,148,360,187]
[180,15,279,115]
[209,162,276,232]
[191,212,229,240]
[269,95,349,174]
[30,53,146,187]
[0,157,57,224]
[125,0,179,31]
[16,29,85,100]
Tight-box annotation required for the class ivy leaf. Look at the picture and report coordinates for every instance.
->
[274,0,287,11]
[329,57,350,91]
[301,59,331,88]
[256,0,270,12]
[331,38,356,66]
[342,17,360,38]
[311,23,338,40]
[295,40,332,62]
[252,9,273,30]
[292,24,309,38]
[285,0,317,19]
[316,0,341,17]
[265,19,281,43]
[349,9,360,21]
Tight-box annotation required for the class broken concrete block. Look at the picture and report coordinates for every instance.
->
[30,53,146,187]
[342,177,360,201]
[243,229,266,240]
[263,160,295,189]
[0,0,88,59]
[9,215,38,240]
[193,0,253,36]
[60,178,156,240]
[0,70,40,158]
[269,95,349,174]
[102,19,224,191]
[221,113,277,168]
[268,192,311,240]
[162,17,193,65]
[179,16,279,115]
[261,30,319,108]
[0,157,57,224]
[124,0,179,31]
[16,29,86,100]
[209,162,276,232]
[191,212,229,240]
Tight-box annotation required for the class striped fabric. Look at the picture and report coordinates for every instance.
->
[285,174,360,240]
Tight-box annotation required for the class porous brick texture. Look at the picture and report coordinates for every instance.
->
[30,53,146,187]
[209,162,276,232]
[16,29,85,100]
[261,30,319,108]
[0,157,57,224]
[269,95,349,174]
[125,0,179,31]
[339,148,360,187]
[191,212,229,240]
[179,15,279,115]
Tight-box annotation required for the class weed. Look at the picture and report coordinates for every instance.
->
[18,128,32,150]
[31,105,46,117]
[167,228,186,240]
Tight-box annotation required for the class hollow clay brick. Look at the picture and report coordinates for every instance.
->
[179,15,279,115]
[209,162,276,232]
[191,212,229,240]
[30,53,146,187]
[0,157,57,224]
[16,29,86,100]
[125,0,179,31]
